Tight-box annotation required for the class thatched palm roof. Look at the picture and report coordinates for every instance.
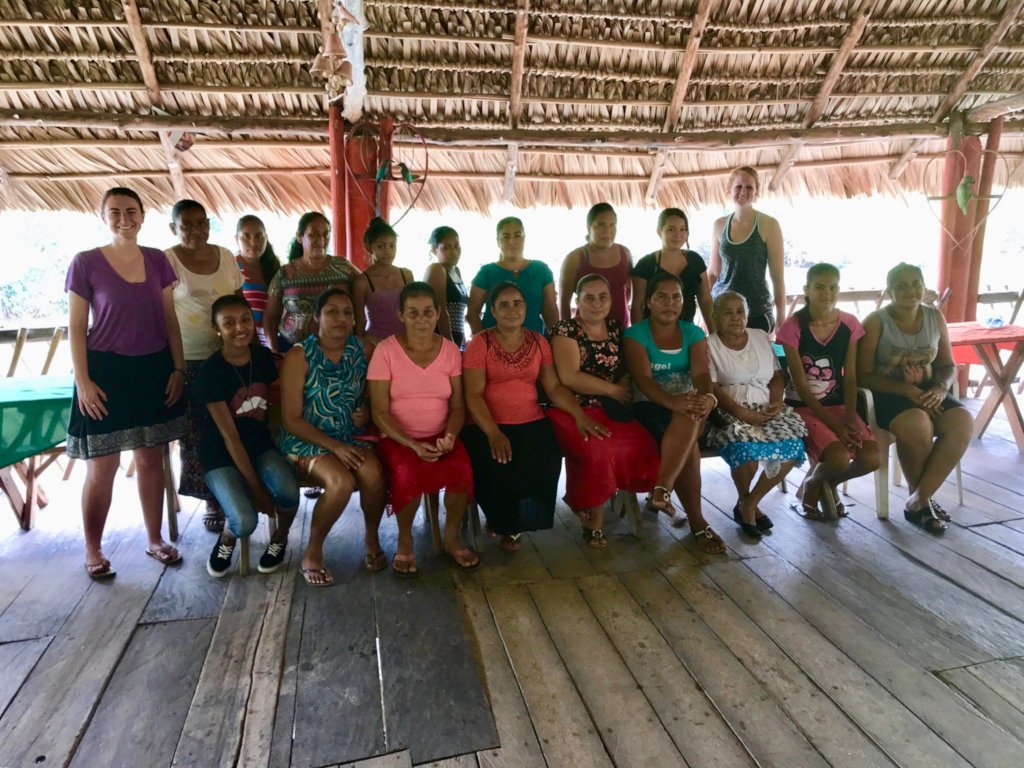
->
[1,0,1023,214]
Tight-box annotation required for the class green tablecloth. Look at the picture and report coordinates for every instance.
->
[0,375,73,467]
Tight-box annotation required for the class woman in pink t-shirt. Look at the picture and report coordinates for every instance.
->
[462,282,608,551]
[367,282,477,575]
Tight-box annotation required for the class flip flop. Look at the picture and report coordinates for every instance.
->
[443,546,480,571]
[146,546,182,565]
[392,552,418,577]
[364,551,387,573]
[301,567,335,587]
[792,501,827,522]
[645,485,677,517]
[499,534,521,551]
[85,559,116,580]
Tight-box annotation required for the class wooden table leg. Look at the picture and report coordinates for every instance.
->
[973,343,1024,451]
[162,444,179,542]
[0,465,28,528]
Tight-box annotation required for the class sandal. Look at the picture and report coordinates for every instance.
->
[203,505,225,533]
[392,552,419,577]
[364,551,387,573]
[146,545,182,565]
[499,534,522,552]
[929,500,952,523]
[85,559,116,580]
[582,528,608,548]
[443,546,480,571]
[830,486,849,518]
[302,567,335,587]
[793,501,826,522]
[904,505,947,534]
[692,526,727,554]
[645,485,676,517]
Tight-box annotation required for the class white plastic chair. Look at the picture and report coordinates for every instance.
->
[857,382,963,519]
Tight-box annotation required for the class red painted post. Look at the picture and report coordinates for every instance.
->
[937,135,982,323]
[328,105,347,259]
[966,117,1003,322]
[344,123,379,271]
[376,116,395,222]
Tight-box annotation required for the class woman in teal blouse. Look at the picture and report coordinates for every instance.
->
[624,272,725,553]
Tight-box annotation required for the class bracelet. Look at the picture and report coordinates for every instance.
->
[705,393,719,409]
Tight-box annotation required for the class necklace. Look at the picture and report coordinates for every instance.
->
[228,353,253,395]
[889,306,923,349]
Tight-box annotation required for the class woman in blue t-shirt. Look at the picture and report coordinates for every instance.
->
[194,295,299,577]
[467,216,558,335]
[624,272,726,554]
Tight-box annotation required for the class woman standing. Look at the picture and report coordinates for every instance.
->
[423,225,468,347]
[708,167,786,333]
[368,282,478,575]
[264,212,360,353]
[278,289,386,585]
[706,292,806,537]
[558,203,633,326]
[66,187,187,577]
[353,218,413,342]
[624,273,726,554]
[165,199,244,532]
[550,275,659,546]
[778,264,879,519]
[462,282,607,550]
[467,217,557,335]
[631,208,714,331]
[234,215,281,348]
[194,296,299,576]
[857,263,971,532]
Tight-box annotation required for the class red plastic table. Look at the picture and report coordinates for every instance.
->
[948,322,1024,451]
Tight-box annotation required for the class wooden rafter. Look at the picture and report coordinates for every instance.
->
[966,91,1024,123]
[503,143,519,202]
[119,0,187,199]
[768,5,873,191]
[889,0,1024,180]
[509,0,530,129]
[646,0,719,201]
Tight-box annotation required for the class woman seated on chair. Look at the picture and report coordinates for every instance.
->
[550,274,659,547]
[778,263,879,520]
[367,282,478,576]
[706,292,807,539]
[278,288,386,586]
[193,295,299,577]
[856,262,971,533]
[623,272,726,554]
[462,282,608,551]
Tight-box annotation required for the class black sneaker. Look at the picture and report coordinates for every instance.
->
[258,541,287,574]
[207,537,235,577]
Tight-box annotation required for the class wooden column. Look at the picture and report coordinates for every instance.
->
[965,117,1004,321]
[937,133,982,323]
[328,105,347,258]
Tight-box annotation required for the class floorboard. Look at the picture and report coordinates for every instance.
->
[0,636,50,718]
[69,618,215,768]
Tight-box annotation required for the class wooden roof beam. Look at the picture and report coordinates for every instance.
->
[647,0,719,201]
[966,91,1024,123]
[889,0,1024,181]
[769,4,874,191]
[509,0,530,129]
[120,0,186,199]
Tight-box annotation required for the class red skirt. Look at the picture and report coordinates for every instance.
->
[376,433,473,514]
[547,406,660,511]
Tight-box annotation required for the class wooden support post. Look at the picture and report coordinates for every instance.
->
[344,125,379,271]
[328,105,347,258]
[503,143,518,202]
[937,131,982,324]
[377,116,394,222]
[966,117,1004,322]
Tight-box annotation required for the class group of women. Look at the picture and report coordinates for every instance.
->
[65,171,970,583]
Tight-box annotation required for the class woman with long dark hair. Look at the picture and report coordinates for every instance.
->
[234,215,281,348]
[559,203,633,326]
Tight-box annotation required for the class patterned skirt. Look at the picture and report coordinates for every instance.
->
[178,359,213,500]
[706,402,807,469]
[67,347,186,459]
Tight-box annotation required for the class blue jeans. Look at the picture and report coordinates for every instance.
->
[203,450,299,539]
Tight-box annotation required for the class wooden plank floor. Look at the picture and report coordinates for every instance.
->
[3,397,1024,766]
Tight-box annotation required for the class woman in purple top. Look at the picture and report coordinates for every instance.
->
[65,187,188,579]
[352,218,413,343]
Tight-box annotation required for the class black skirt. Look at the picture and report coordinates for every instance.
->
[461,418,563,536]
[67,347,186,459]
